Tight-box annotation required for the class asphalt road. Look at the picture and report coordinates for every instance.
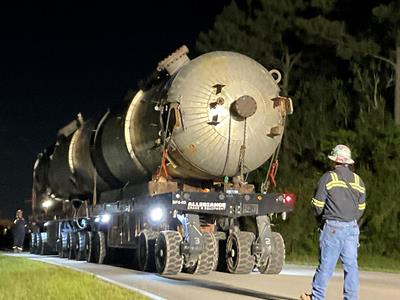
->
[5,253,400,300]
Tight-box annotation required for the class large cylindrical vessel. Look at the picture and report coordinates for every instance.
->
[164,51,284,179]
[34,48,291,203]
[68,118,110,193]
[86,51,285,183]
[47,136,81,198]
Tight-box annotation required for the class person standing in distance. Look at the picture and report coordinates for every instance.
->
[301,145,366,300]
[12,209,26,253]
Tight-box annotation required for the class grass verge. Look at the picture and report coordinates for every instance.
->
[0,253,149,300]
[286,253,400,273]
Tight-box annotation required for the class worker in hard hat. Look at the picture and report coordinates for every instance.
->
[12,209,26,253]
[301,145,366,300]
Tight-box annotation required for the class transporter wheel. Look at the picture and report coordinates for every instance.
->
[58,232,68,258]
[39,232,48,255]
[137,230,158,272]
[212,239,219,271]
[34,232,42,255]
[186,232,218,275]
[75,232,86,261]
[155,231,183,275]
[92,231,106,264]
[226,231,255,274]
[68,232,77,259]
[259,232,285,274]
[30,233,37,254]
[85,231,94,263]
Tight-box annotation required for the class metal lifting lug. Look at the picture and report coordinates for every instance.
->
[157,45,190,75]
[271,96,294,117]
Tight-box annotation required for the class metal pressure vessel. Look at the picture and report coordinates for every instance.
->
[88,50,287,184]
[164,51,285,179]
[68,118,110,193]
[35,48,291,202]
[47,135,81,198]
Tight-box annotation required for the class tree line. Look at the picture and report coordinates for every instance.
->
[197,0,400,260]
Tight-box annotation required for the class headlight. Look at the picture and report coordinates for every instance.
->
[42,200,53,209]
[149,207,164,223]
[101,214,111,223]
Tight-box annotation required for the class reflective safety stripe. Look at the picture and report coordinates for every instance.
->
[358,203,366,210]
[312,198,325,208]
[326,172,365,194]
[350,174,366,193]
[326,172,347,189]
[326,181,348,189]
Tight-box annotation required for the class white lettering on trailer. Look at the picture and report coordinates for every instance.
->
[172,199,187,205]
[187,202,226,211]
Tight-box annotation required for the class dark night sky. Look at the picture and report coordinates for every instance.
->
[0,1,229,219]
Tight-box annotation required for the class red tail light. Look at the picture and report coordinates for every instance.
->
[283,193,296,204]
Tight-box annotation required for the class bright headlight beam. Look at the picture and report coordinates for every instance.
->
[100,214,111,223]
[149,207,164,222]
[42,200,53,209]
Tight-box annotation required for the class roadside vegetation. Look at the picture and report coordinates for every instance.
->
[286,253,400,273]
[0,253,148,300]
[198,0,400,271]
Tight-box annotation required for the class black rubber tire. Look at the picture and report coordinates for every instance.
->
[68,232,76,259]
[34,232,42,255]
[259,232,285,274]
[58,232,68,258]
[226,231,255,274]
[30,233,37,254]
[85,231,93,263]
[155,231,183,275]
[137,230,158,272]
[92,231,106,264]
[57,234,63,257]
[212,238,219,271]
[39,232,48,255]
[75,232,86,261]
[186,232,218,275]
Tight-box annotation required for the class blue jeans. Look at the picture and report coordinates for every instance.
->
[312,220,360,300]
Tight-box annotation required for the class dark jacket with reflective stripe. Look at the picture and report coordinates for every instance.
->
[312,165,366,222]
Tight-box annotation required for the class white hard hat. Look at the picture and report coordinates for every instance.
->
[328,144,354,164]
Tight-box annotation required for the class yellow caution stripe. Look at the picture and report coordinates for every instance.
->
[326,181,348,190]
[327,172,347,190]
[350,183,365,193]
[326,172,365,194]
[358,203,366,210]
[312,198,325,208]
[350,174,366,193]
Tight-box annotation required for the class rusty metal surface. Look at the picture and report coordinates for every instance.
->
[148,180,178,195]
